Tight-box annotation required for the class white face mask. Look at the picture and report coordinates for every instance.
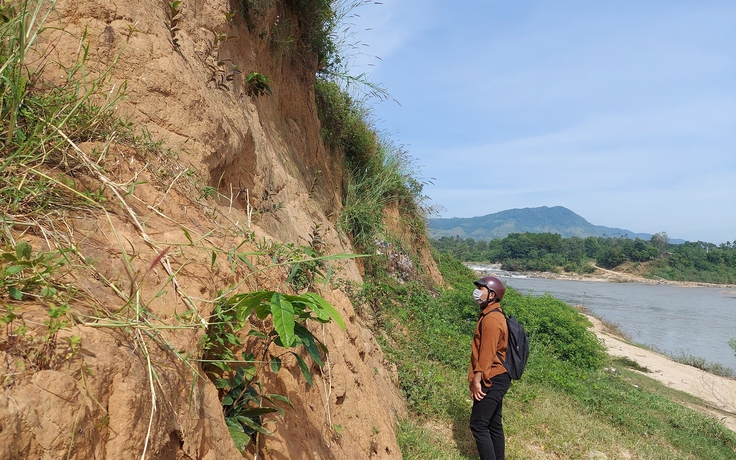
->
[472,289,486,306]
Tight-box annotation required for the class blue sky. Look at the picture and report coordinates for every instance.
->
[341,0,736,244]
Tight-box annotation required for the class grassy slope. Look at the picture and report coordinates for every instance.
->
[368,253,736,459]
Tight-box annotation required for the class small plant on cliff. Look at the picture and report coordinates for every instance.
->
[203,290,345,451]
[167,0,182,48]
[245,71,273,97]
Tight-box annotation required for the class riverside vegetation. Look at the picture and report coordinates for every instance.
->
[372,253,736,459]
[433,231,736,284]
[2,0,735,458]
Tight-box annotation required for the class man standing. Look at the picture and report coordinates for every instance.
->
[469,276,510,460]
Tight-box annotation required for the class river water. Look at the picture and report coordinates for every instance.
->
[470,266,736,372]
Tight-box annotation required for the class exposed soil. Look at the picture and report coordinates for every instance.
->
[0,1,425,458]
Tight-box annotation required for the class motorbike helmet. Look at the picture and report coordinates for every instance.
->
[473,276,506,301]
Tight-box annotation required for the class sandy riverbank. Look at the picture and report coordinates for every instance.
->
[587,314,736,433]
[466,262,736,289]
[528,266,736,289]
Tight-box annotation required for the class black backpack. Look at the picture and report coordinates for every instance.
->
[486,308,530,380]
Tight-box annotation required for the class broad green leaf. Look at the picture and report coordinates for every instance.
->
[270,293,295,347]
[210,250,217,270]
[5,265,24,275]
[213,378,231,389]
[236,416,273,435]
[227,424,250,451]
[8,286,22,300]
[322,263,333,287]
[270,355,282,373]
[294,323,324,366]
[15,241,31,260]
[232,291,272,320]
[302,292,345,329]
[242,364,257,382]
[291,352,313,386]
[39,286,56,298]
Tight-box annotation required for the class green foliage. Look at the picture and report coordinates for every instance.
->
[0,240,78,369]
[203,290,344,449]
[332,121,431,257]
[432,233,736,283]
[284,0,337,71]
[1,0,126,218]
[315,78,377,167]
[239,0,273,30]
[1,241,67,300]
[503,290,605,370]
[245,72,273,97]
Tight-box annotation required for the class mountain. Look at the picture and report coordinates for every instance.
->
[428,206,656,241]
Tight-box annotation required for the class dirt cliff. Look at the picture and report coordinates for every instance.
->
[0,1,435,458]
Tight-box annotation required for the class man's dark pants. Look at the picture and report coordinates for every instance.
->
[469,372,511,460]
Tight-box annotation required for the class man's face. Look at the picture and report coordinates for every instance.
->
[479,285,494,301]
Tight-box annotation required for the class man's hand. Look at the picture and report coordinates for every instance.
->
[469,373,485,401]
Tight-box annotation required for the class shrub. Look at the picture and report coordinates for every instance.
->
[502,290,605,370]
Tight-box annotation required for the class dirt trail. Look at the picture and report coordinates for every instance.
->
[587,315,736,432]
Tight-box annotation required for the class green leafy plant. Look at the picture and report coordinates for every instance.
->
[245,71,272,97]
[0,240,78,369]
[203,290,344,450]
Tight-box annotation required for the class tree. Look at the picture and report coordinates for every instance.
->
[650,232,669,253]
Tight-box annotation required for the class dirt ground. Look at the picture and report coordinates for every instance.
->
[587,315,736,433]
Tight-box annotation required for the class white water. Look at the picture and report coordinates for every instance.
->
[473,267,736,371]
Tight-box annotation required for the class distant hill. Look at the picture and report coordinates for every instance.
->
[428,206,659,241]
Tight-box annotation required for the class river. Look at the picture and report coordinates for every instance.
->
[470,266,736,372]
